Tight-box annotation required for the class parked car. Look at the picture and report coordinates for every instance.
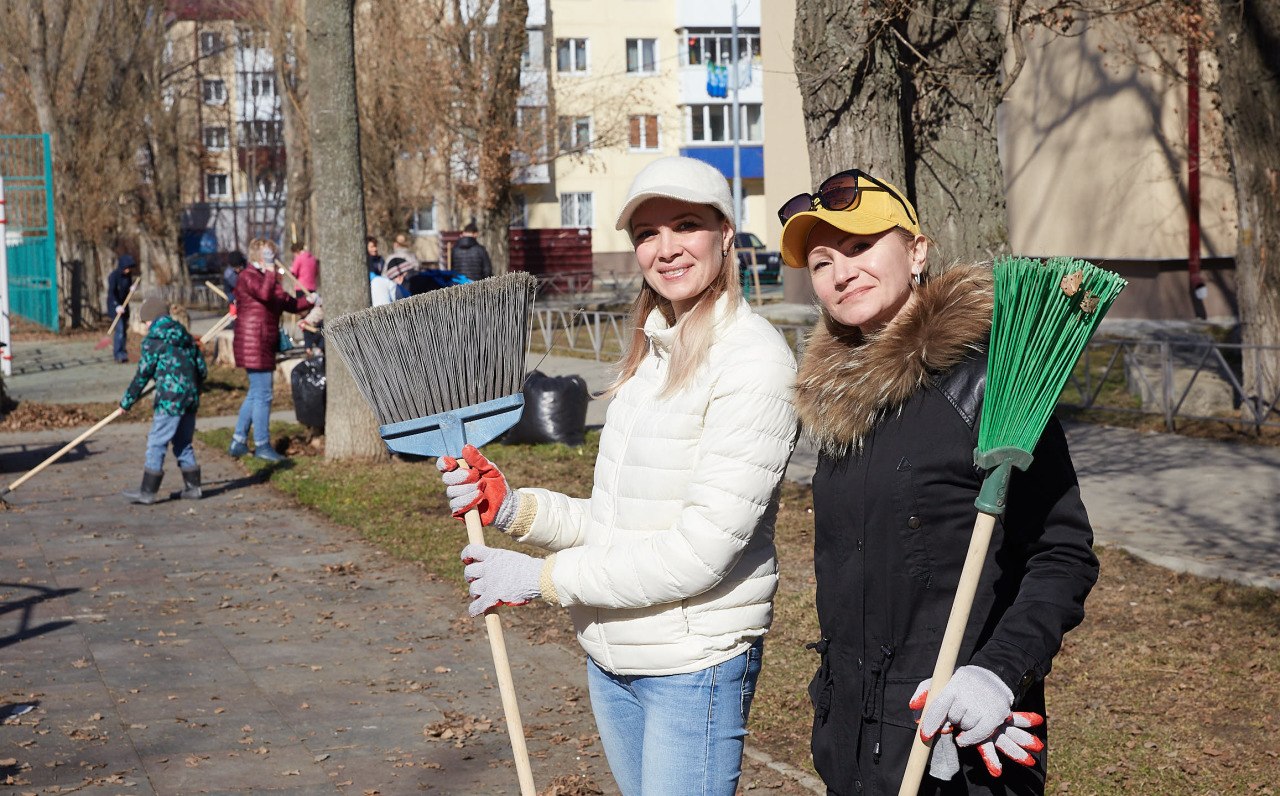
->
[735,232,781,284]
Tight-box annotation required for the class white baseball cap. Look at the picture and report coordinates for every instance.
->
[615,156,735,239]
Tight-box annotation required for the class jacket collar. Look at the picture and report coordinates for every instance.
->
[643,290,744,354]
[796,264,993,455]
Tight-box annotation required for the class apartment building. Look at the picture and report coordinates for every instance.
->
[518,0,769,275]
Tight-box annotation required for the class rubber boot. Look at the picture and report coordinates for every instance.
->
[122,469,164,505]
[180,466,202,499]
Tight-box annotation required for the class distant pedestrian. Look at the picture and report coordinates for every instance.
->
[119,296,207,504]
[450,221,491,281]
[367,236,385,276]
[391,233,422,272]
[230,237,313,462]
[107,254,138,363]
[370,258,412,306]
[289,242,318,293]
[222,252,245,308]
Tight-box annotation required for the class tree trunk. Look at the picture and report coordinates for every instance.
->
[905,0,1007,265]
[476,0,528,276]
[307,0,387,461]
[793,0,1008,267]
[794,1,908,189]
[1216,0,1280,418]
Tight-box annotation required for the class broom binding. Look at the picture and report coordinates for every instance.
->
[972,446,1035,514]
[379,393,525,458]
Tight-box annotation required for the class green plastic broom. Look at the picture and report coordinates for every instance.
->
[898,256,1126,795]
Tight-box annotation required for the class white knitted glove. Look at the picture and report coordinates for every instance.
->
[460,544,543,618]
[914,665,1015,746]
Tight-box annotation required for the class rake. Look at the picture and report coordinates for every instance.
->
[898,256,1126,795]
[327,272,539,796]
[94,279,139,350]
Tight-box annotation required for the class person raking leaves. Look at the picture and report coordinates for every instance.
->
[119,296,208,504]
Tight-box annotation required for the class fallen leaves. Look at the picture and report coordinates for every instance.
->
[424,711,495,746]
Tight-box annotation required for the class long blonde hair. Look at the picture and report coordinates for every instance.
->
[600,239,741,400]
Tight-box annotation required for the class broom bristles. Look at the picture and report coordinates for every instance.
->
[978,256,1127,455]
[326,272,539,426]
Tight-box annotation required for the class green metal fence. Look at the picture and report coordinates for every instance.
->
[0,134,59,331]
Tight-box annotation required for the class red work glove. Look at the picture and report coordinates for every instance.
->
[437,444,521,530]
[975,712,1044,776]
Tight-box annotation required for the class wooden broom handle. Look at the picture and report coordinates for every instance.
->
[206,281,228,301]
[3,407,126,496]
[200,311,235,345]
[105,280,140,336]
[898,510,998,796]
[458,459,537,796]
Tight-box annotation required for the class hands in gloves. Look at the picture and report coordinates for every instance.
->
[460,544,543,618]
[437,444,521,530]
[910,665,1043,780]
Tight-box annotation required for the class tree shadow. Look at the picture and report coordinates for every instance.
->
[198,459,294,498]
[0,440,99,476]
[0,582,80,651]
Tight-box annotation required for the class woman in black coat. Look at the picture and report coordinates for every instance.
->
[777,170,1098,796]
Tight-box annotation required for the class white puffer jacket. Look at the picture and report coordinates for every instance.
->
[516,293,798,676]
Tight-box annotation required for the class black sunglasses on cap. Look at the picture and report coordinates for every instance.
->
[777,169,918,227]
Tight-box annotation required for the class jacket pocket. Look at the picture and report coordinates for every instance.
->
[893,457,933,586]
[807,638,843,787]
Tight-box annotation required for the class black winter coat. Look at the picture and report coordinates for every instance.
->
[108,256,136,314]
[450,236,491,281]
[796,266,1098,796]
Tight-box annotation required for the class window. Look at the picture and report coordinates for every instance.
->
[203,79,226,105]
[523,29,545,69]
[203,126,228,151]
[199,31,223,57]
[560,192,593,228]
[684,30,760,66]
[249,73,275,98]
[558,115,591,153]
[206,173,230,200]
[629,115,660,151]
[237,120,284,146]
[626,38,658,75]
[517,106,548,162]
[686,104,763,143]
[510,194,528,229]
[556,38,588,74]
[410,202,437,236]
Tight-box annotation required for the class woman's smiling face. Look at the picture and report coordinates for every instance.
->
[805,221,928,333]
[631,197,734,318]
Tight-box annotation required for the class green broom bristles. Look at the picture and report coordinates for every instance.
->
[978,256,1127,456]
[326,272,539,427]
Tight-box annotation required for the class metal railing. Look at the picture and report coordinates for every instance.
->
[530,307,1280,433]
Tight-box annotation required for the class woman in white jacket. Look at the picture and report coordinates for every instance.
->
[437,157,798,796]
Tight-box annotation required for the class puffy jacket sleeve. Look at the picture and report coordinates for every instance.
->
[511,488,593,552]
[968,417,1099,698]
[546,335,798,609]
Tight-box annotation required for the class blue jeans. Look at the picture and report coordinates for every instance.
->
[233,369,274,446]
[587,638,763,796]
[113,311,129,361]
[146,411,197,471]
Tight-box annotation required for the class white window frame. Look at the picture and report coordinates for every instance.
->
[558,114,592,153]
[556,38,589,75]
[685,103,763,144]
[203,126,228,151]
[202,78,226,105]
[560,192,593,228]
[411,202,438,236]
[510,194,528,229]
[523,28,545,69]
[629,114,661,152]
[206,173,230,200]
[682,30,761,67]
[626,38,659,76]
[199,31,223,57]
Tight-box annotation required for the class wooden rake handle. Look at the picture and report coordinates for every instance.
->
[105,280,141,336]
[2,407,126,496]
[200,311,235,346]
[206,281,229,301]
[458,459,537,796]
[897,510,998,796]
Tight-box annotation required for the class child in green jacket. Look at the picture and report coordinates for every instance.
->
[120,296,208,504]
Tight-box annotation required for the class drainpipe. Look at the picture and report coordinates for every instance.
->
[1187,24,1207,305]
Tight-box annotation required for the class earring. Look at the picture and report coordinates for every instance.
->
[722,249,729,258]
[913,271,922,285]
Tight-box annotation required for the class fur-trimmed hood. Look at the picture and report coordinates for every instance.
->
[796,263,994,455]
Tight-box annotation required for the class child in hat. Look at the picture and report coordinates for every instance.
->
[119,295,208,504]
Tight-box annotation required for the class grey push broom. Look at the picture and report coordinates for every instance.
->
[898,256,1126,796]
[327,272,539,796]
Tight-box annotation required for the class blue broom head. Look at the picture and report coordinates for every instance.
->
[326,272,539,458]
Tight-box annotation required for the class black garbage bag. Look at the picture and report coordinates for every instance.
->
[291,354,326,430]
[504,370,590,447]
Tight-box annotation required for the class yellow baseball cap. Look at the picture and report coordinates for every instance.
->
[780,177,920,269]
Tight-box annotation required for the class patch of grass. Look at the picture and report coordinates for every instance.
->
[191,429,1280,792]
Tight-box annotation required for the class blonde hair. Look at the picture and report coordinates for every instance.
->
[600,240,741,400]
[247,238,277,268]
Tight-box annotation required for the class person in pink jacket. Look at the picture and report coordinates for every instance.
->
[288,242,318,294]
